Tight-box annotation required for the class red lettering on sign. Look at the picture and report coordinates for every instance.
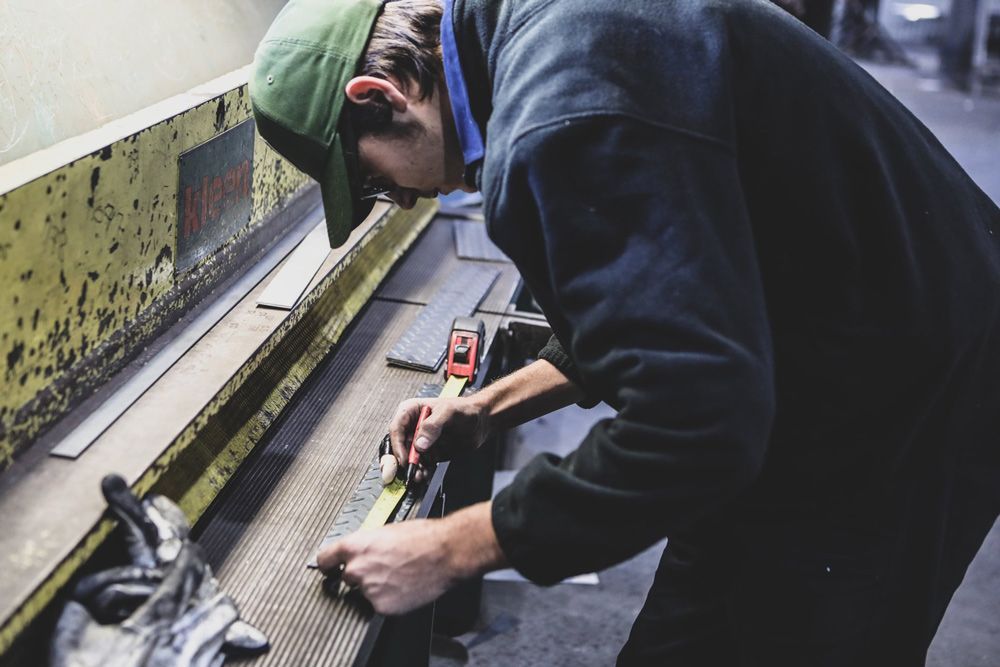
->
[209,176,223,221]
[224,168,237,208]
[201,177,209,231]
[183,186,200,239]
[240,160,250,197]
[182,158,252,242]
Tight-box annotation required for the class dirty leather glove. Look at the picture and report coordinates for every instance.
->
[50,543,237,667]
[50,475,268,665]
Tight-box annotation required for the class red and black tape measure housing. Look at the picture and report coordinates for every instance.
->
[446,316,486,382]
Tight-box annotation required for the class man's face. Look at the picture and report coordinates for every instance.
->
[347,76,475,210]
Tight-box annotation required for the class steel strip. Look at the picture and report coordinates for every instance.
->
[385,264,499,371]
[50,207,326,459]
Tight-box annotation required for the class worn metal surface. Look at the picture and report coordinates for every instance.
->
[386,264,500,372]
[0,200,437,657]
[0,81,310,470]
[378,218,520,315]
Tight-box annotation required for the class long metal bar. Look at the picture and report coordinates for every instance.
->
[50,204,325,459]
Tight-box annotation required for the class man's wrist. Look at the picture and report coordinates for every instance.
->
[440,501,507,580]
[467,382,501,425]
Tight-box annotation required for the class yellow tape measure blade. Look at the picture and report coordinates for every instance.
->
[441,375,468,398]
[360,480,407,531]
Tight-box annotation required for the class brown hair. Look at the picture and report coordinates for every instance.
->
[348,0,444,136]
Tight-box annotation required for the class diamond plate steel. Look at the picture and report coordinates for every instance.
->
[386,264,499,371]
[417,383,444,398]
[453,221,509,262]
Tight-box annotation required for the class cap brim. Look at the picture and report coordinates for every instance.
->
[320,132,377,248]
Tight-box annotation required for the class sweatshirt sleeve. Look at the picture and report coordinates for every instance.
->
[536,334,600,408]
[490,115,776,584]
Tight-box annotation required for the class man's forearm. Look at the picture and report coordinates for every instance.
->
[470,359,586,430]
[442,501,508,577]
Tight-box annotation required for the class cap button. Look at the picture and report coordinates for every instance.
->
[266,74,274,84]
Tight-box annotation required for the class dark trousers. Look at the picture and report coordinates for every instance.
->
[618,503,998,666]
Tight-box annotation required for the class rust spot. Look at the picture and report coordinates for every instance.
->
[7,342,24,371]
[155,244,172,266]
[76,281,88,325]
[214,98,226,132]
[87,167,101,207]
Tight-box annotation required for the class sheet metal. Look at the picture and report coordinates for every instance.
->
[256,221,331,310]
[385,264,499,372]
[453,220,509,262]
[377,219,520,315]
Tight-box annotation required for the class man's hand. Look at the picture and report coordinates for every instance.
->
[387,395,491,483]
[385,360,585,484]
[316,502,506,615]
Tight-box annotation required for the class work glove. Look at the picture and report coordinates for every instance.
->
[50,475,268,666]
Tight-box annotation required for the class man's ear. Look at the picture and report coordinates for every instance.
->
[344,76,408,113]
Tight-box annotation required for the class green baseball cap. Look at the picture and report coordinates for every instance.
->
[250,0,384,248]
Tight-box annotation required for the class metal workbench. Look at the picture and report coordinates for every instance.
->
[192,215,521,666]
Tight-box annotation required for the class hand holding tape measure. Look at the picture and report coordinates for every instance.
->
[383,317,490,486]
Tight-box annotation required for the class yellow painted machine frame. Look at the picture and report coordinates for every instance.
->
[0,68,438,655]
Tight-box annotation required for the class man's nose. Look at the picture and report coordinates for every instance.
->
[389,189,417,209]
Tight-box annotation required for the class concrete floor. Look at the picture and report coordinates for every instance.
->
[431,60,1000,666]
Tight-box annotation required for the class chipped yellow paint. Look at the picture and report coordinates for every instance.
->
[0,87,309,469]
[0,199,437,657]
